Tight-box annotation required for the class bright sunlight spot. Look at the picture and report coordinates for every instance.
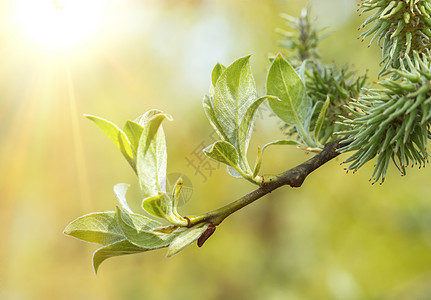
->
[13,0,104,50]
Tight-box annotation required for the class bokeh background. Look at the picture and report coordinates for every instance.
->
[2,0,431,299]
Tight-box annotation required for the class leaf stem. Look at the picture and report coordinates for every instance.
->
[296,123,316,148]
[234,165,262,186]
[186,140,346,226]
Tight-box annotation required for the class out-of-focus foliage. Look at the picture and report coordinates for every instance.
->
[337,53,431,183]
[2,0,431,299]
[359,0,431,75]
[338,0,431,184]
[277,8,368,146]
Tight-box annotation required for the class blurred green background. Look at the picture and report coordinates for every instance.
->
[2,0,431,299]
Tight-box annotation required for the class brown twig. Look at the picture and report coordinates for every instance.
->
[186,140,347,227]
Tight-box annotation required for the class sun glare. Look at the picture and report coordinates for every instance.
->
[13,0,104,50]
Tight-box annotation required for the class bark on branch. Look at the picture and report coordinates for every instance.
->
[187,140,347,227]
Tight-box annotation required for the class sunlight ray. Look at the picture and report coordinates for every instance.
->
[65,58,93,211]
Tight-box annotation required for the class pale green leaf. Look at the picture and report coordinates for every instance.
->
[295,59,311,83]
[252,139,303,177]
[227,166,242,178]
[85,115,135,169]
[203,95,229,141]
[211,63,227,88]
[92,239,148,274]
[171,177,184,220]
[134,109,168,127]
[314,96,330,145]
[63,212,124,245]
[307,100,323,131]
[262,139,304,151]
[113,183,133,214]
[136,110,172,198]
[116,207,178,249]
[203,140,239,168]
[212,55,258,153]
[252,146,263,178]
[142,192,188,226]
[238,96,274,170]
[171,177,183,205]
[266,54,311,126]
[123,120,144,153]
[142,192,170,219]
[166,223,210,258]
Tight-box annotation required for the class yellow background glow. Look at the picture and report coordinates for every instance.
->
[2,0,431,299]
[12,0,105,50]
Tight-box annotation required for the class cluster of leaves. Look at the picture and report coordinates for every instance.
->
[277,9,368,146]
[203,53,334,184]
[65,3,431,272]
[64,111,212,273]
[65,52,325,272]
[359,0,431,75]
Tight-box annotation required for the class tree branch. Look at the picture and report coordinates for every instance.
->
[187,140,347,227]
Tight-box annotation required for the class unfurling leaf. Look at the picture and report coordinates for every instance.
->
[136,109,172,199]
[123,120,144,153]
[211,62,227,88]
[85,115,135,170]
[166,223,210,258]
[252,146,263,178]
[171,177,186,221]
[171,177,183,204]
[262,139,304,150]
[63,212,124,245]
[142,192,188,226]
[113,183,133,214]
[314,96,330,146]
[252,139,304,176]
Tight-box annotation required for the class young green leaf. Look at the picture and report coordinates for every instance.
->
[113,183,133,214]
[266,54,314,146]
[142,192,188,226]
[314,96,330,146]
[203,95,229,141]
[238,96,274,172]
[116,207,179,248]
[295,59,311,83]
[136,110,172,199]
[227,166,243,178]
[63,212,124,245]
[166,223,210,258]
[85,115,135,170]
[92,239,149,274]
[211,62,227,88]
[252,146,263,178]
[203,140,239,169]
[123,120,144,153]
[262,139,304,150]
[252,139,304,177]
[171,177,183,204]
[171,177,186,221]
[212,55,258,157]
